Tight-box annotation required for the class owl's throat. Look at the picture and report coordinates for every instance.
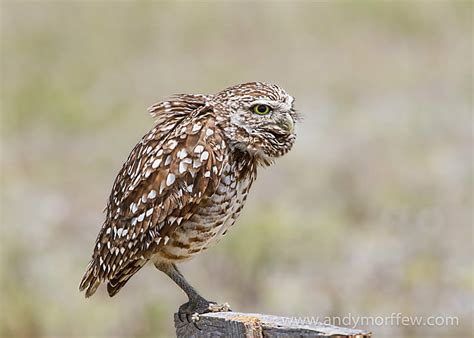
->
[228,141,274,169]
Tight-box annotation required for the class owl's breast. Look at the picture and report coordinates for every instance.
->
[153,161,255,263]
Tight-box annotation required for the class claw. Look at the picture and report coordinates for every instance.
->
[186,313,192,323]
[190,313,202,331]
[193,321,202,331]
[179,312,201,330]
[177,297,230,330]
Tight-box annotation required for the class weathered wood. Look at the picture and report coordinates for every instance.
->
[174,311,372,338]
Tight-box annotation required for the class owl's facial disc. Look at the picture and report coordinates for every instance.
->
[251,97,295,132]
[215,82,297,163]
[240,97,297,159]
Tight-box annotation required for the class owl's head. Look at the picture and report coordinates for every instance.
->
[212,82,298,164]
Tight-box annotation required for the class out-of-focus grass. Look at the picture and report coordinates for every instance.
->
[1,1,472,337]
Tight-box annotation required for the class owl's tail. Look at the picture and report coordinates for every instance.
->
[79,259,102,298]
[79,258,148,297]
[106,259,147,297]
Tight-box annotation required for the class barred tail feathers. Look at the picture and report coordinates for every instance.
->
[79,259,102,298]
[106,259,147,297]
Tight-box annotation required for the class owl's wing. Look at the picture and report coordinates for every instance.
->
[111,94,210,206]
[79,100,227,297]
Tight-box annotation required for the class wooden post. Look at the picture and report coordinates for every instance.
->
[175,311,372,337]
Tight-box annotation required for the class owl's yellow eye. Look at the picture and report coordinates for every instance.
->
[253,104,271,115]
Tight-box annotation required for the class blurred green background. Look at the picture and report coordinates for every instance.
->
[1,1,472,337]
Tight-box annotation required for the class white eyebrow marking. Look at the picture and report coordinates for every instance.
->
[247,99,275,108]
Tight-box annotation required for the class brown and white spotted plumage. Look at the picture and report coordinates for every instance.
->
[79,82,298,313]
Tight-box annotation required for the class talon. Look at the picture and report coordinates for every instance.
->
[186,313,192,323]
[177,297,226,325]
[193,321,202,331]
[190,313,202,330]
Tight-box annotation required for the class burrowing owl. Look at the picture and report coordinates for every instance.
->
[79,82,298,316]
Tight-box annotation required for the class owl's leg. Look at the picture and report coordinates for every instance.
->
[155,262,231,321]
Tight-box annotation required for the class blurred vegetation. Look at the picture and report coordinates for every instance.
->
[1,1,472,337]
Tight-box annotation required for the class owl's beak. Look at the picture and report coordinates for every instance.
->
[280,112,295,134]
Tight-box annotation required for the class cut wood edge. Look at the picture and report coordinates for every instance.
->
[175,311,372,337]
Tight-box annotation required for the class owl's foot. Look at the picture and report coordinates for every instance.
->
[178,297,232,324]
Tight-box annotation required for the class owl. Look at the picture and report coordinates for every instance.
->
[79,82,298,318]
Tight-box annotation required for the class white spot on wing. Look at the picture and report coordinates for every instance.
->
[152,158,162,169]
[168,140,178,150]
[159,180,166,194]
[194,145,204,153]
[200,151,209,161]
[193,159,202,168]
[179,161,188,174]
[166,173,175,186]
[177,149,188,159]
[148,190,157,199]
[146,208,154,217]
